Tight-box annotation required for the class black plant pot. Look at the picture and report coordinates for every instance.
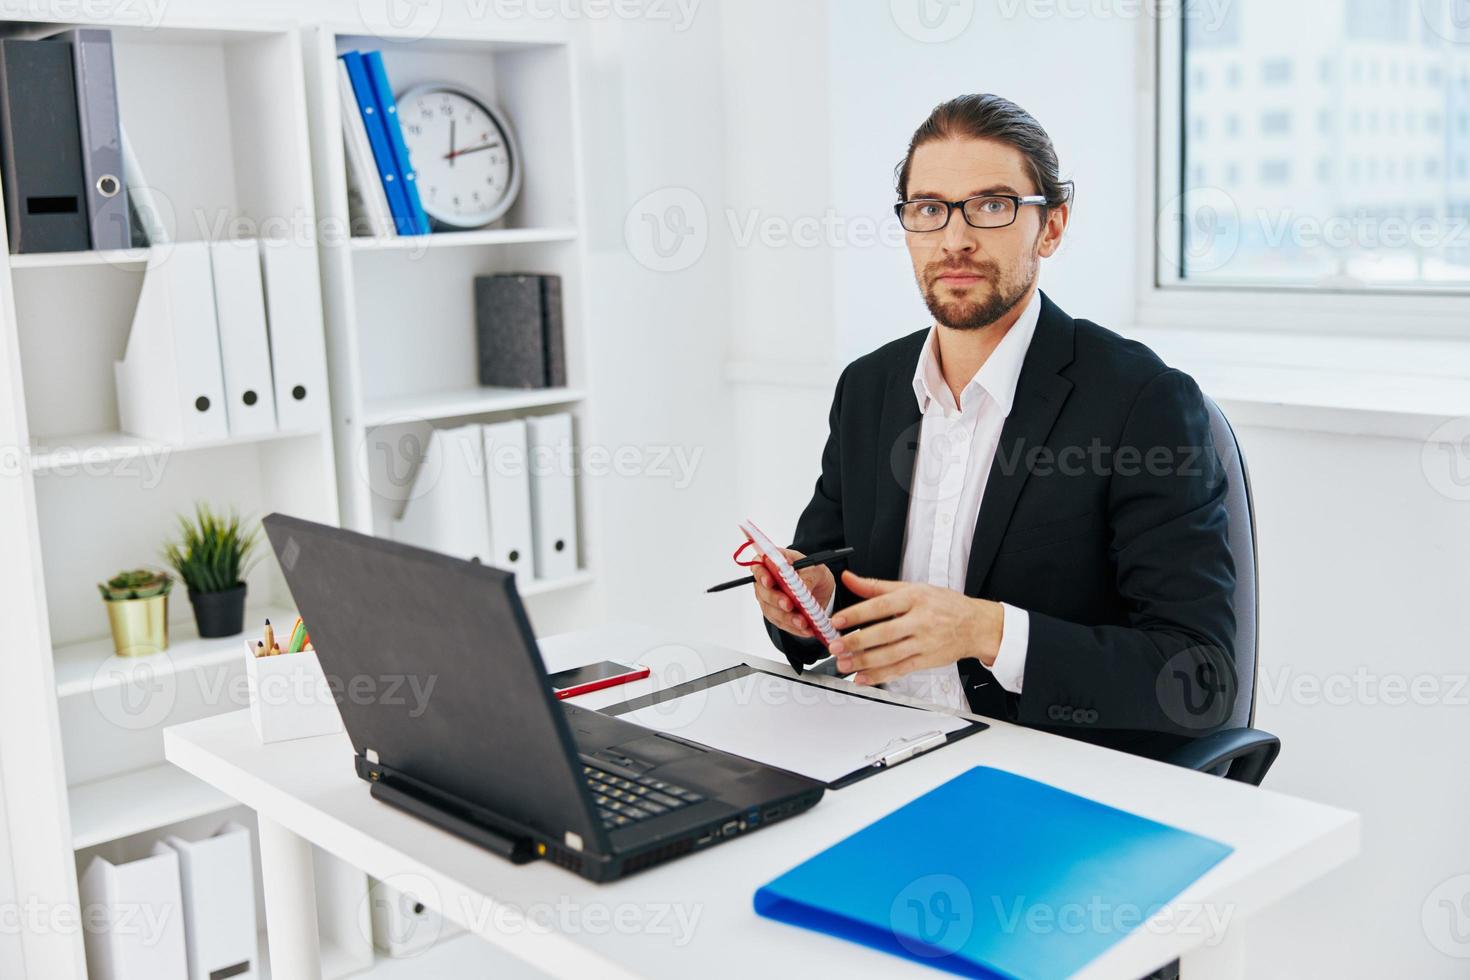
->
[188,582,247,638]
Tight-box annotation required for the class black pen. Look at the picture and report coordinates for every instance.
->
[706,547,855,593]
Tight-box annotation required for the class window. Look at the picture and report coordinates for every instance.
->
[1260,160,1291,184]
[1262,58,1292,84]
[1173,0,1470,289]
[1260,110,1292,135]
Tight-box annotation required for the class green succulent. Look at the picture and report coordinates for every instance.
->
[98,568,173,601]
[163,504,261,594]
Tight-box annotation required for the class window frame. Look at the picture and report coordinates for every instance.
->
[1136,8,1470,339]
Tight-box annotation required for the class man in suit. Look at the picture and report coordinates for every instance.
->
[755,93,1236,761]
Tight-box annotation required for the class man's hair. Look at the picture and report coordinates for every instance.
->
[895,93,1074,209]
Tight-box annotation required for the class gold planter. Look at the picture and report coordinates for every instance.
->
[105,594,169,656]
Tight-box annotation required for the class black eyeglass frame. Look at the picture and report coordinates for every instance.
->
[893,194,1053,232]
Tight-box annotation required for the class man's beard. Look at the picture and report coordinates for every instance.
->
[921,256,1036,331]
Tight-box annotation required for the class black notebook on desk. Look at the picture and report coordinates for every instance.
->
[606,663,987,789]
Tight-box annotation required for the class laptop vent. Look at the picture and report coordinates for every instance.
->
[622,837,694,875]
[545,846,583,874]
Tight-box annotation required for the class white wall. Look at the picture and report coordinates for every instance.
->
[721,2,1469,977]
[826,0,1141,363]
[1222,421,1470,978]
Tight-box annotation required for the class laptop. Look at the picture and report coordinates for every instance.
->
[263,514,825,883]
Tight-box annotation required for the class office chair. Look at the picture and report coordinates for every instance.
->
[1158,397,1280,786]
[807,398,1280,785]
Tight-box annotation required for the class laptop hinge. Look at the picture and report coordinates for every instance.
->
[368,773,538,864]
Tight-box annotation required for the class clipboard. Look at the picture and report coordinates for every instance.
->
[604,662,988,789]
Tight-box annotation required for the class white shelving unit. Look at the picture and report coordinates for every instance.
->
[302,25,604,621]
[0,17,363,980]
[0,13,606,980]
[68,764,235,851]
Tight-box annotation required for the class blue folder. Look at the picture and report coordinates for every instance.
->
[339,50,415,236]
[754,767,1232,979]
[363,51,430,235]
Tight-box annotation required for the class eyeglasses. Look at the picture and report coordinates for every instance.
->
[895,194,1050,232]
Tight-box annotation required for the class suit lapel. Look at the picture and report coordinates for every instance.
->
[866,334,926,580]
[962,293,1077,597]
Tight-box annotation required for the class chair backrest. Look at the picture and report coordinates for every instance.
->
[1203,397,1258,730]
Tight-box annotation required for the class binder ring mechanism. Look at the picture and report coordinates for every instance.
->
[865,730,948,768]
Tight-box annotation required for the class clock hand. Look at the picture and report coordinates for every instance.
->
[448,119,456,168]
[443,141,502,161]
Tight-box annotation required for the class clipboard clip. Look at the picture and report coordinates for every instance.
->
[865,729,949,768]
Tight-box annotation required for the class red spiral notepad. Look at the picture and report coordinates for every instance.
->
[735,520,840,648]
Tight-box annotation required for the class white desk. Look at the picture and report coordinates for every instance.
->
[163,623,1358,980]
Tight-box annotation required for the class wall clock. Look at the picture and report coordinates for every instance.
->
[397,84,523,230]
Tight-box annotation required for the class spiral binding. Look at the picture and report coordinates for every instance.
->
[738,520,840,646]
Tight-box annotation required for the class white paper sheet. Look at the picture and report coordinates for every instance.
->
[619,669,970,784]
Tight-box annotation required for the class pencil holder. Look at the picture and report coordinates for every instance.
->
[243,641,344,743]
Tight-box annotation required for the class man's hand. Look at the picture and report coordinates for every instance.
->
[754,548,836,640]
[828,570,1004,685]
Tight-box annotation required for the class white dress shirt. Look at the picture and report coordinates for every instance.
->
[876,290,1040,711]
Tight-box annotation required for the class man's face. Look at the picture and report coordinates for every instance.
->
[902,137,1067,331]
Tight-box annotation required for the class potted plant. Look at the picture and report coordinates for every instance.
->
[98,569,173,656]
[164,504,261,638]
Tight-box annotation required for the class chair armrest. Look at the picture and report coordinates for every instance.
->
[1163,727,1281,786]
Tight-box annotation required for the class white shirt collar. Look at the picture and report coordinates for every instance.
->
[911,288,1042,418]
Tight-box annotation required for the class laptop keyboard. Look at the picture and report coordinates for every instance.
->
[583,763,705,829]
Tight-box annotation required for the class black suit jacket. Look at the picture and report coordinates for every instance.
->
[766,291,1237,760]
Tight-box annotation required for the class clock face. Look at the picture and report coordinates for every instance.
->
[397,87,519,229]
